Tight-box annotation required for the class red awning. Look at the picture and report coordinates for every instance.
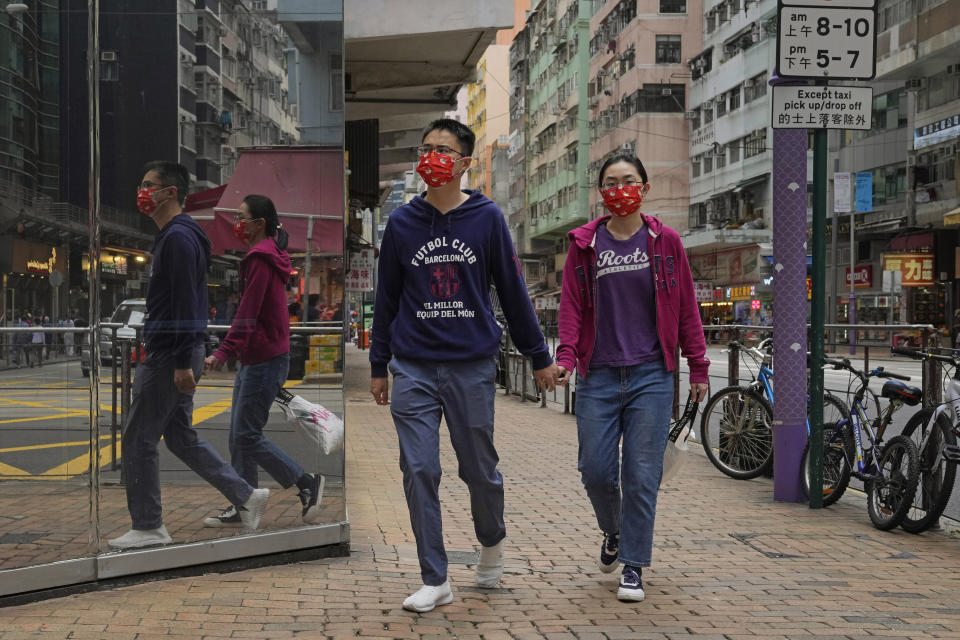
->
[184,185,227,213]
[214,146,343,255]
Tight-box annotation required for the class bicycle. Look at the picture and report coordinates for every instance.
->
[889,346,960,533]
[699,340,849,481]
[804,356,921,530]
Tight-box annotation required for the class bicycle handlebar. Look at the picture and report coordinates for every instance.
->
[891,346,960,366]
[876,370,911,381]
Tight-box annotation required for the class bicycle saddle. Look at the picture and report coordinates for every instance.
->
[880,380,922,406]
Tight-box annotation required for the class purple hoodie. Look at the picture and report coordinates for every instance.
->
[556,214,710,383]
[213,237,292,366]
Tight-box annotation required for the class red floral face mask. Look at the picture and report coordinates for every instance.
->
[416,152,462,188]
[136,185,173,216]
[601,184,646,217]
[233,218,261,243]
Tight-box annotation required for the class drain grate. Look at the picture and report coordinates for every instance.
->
[0,533,44,544]
[730,532,915,560]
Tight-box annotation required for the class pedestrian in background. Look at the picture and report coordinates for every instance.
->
[30,315,44,367]
[110,161,268,550]
[556,152,709,602]
[370,118,558,612]
[203,194,324,528]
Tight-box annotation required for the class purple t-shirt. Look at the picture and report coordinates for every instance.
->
[590,223,662,369]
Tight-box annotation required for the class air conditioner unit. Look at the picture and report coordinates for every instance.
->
[101,51,117,62]
[661,88,673,96]
[684,110,697,120]
[905,78,926,91]
[180,52,192,62]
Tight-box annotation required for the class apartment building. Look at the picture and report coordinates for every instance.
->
[829,0,960,337]
[510,0,591,303]
[588,0,702,234]
[685,0,779,326]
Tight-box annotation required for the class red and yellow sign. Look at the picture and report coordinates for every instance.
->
[882,253,934,287]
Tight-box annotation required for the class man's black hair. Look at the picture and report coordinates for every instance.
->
[142,161,190,206]
[421,118,476,157]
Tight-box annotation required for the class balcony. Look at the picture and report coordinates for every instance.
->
[529,204,589,241]
[196,158,221,185]
[682,226,772,252]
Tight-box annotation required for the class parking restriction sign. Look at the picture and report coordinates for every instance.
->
[776,2,877,80]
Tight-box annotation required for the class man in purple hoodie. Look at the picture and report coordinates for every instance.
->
[109,162,269,550]
[202,195,324,528]
[370,119,559,612]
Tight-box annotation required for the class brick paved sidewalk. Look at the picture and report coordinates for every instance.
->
[2,344,960,639]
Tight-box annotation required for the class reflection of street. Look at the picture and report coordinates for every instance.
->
[0,361,346,571]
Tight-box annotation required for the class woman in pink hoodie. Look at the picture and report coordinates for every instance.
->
[202,195,324,528]
[556,153,709,602]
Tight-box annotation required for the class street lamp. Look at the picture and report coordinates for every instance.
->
[5,3,28,14]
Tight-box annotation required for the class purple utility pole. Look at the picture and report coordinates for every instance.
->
[771,106,809,503]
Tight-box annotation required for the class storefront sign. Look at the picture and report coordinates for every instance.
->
[534,297,559,310]
[690,246,762,284]
[807,277,812,300]
[694,281,714,303]
[27,248,57,274]
[882,253,933,287]
[914,114,960,150]
[751,299,761,310]
[8,241,63,276]
[345,248,374,292]
[844,264,872,289]
[728,285,757,301]
[102,255,127,275]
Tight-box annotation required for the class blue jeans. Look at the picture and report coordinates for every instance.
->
[229,353,304,490]
[575,360,674,568]
[389,356,505,586]
[122,345,253,530]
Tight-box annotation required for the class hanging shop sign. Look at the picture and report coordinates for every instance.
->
[345,249,374,292]
[844,264,873,289]
[882,253,934,287]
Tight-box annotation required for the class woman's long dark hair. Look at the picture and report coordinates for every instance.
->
[241,194,289,250]
[597,153,648,188]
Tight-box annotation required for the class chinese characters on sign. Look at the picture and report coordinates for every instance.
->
[855,171,873,212]
[913,114,960,150]
[882,253,934,287]
[345,248,375,292]
[772,86,872,130]
[777,6,877,80]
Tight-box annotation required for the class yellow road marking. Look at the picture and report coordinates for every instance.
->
[40,443,116,478]
[0,412,86,425]
[0,461,31,477]
[193,398,233,425]
[0,435,113,454]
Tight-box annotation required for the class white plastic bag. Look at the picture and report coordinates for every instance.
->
[275,388,344,455]
[661,394,699,487]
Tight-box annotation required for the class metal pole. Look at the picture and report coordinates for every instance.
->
[809,126,828,509]
[830,199,838,350]
[849,206,856,355]
[87,0,102,552]
[301,217,314,324]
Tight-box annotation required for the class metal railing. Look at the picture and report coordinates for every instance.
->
[497,323,945,416]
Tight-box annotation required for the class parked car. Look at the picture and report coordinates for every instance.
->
[80,299,146,377]
[80,299,222,377]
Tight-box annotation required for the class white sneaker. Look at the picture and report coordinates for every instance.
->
[108,526,173,550]
[402,581,453,613]
[238,488,269,530]
[475,539,505,588]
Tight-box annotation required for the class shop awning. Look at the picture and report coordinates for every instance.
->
[733,173,770,193]
[207,146,344,256]
[943,206,960,226]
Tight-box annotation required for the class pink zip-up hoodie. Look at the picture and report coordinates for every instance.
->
[556,213,710,383]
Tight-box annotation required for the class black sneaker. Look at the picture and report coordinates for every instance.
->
[618,566,645,602]
[599,532,619,573]
[203,505,243,528]
[298,474,325,524]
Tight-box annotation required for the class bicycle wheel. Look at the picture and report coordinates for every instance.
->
[801,393,854,506]
[900,408,957,534]
[866,434,920,531]
[699,385,773,479]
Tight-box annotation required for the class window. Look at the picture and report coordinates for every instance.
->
[691,108,701,130]
[706,11,716,34]
[692,158,701,178]
[331,71,343,111]
[728,86,741,111]
[703,155,713,174]
[744,129,767,158]
[744,73,767,103]
[635,84,685,112]
[716,93,727,117]
[703,106,714,124]
[660,0,687,13]
[715,145,727,170]
[655,35,682,64]
[729,140,740,164]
